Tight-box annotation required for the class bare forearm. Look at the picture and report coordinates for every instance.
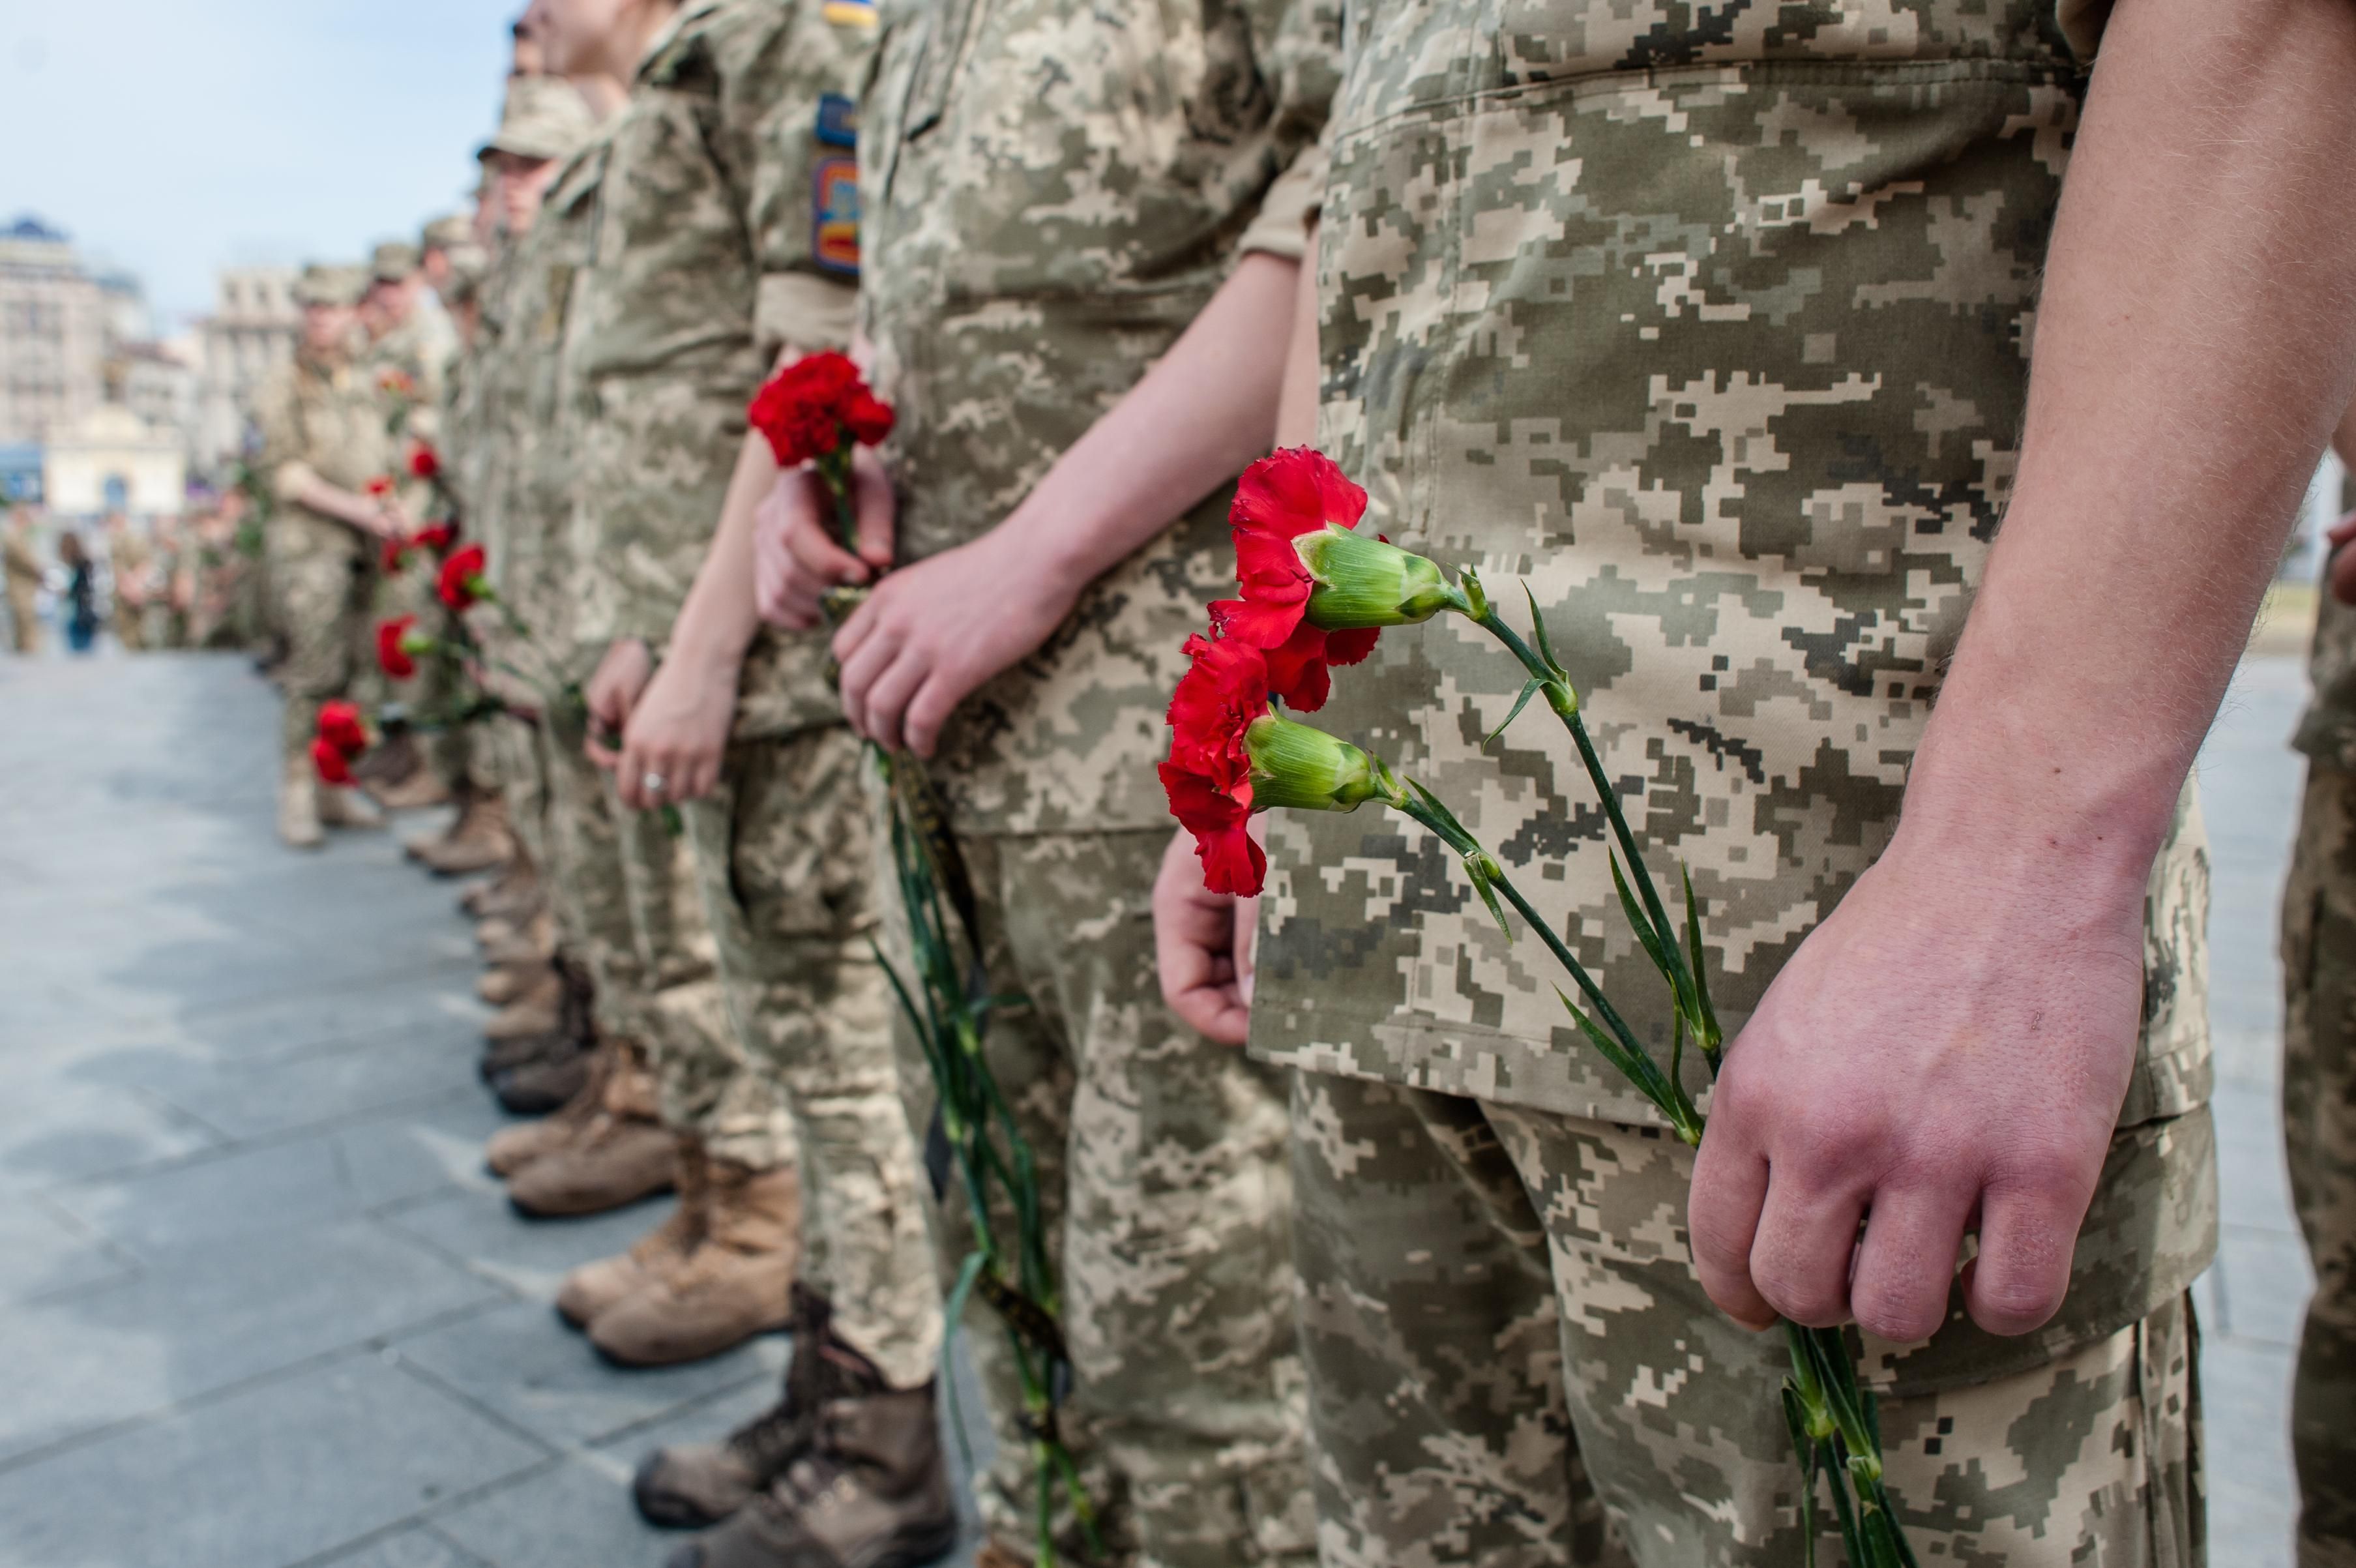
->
[663,428,780,677]
[284,471,383,535]
[997,252,1301,595]
[1904,0,2356,878]
[1274,224,1321,450]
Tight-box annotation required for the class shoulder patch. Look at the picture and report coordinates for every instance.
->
[812,155,861,278]
[815,93,859,149]
[821,0,880,30]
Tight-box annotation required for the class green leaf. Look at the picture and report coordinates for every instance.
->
[1464,853,1514,941]
[1484,677,1546,749]
[1682,865,1722,1055]
[1552,986,1679,1124]
[1610,851,1675,982]
[1520,581,1567,679]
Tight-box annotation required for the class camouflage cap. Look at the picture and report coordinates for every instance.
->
[420,214,473,252]
[439,244,492,306]
[476,76,595,164]
[370,241,421,283]
[293,263,370,309]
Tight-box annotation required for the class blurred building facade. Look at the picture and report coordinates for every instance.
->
[0,216,110,451]
[196,267,297,467]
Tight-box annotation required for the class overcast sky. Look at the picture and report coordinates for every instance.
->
[4,2,517,331]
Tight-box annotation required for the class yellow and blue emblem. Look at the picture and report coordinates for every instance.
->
[812,94,861,278]
[821,0,878,29]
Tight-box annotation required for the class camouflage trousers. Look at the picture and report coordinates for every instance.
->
[8,585,37,653]
[268,545,370,762]
[681,725,933,1387]
[1290,1071,2204,1568]
[884,825,1314,1568]
[537,718,722,1052]
[492,717,552,881]
[2280,763,2356,1568]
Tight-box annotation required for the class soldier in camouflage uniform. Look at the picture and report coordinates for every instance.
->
[492,0,824,1386]
[2282,410,2356,1568]
[253,262,398,849]
[462,79,636,1118]
[353,239,461,812]
[5,505,40,654]
[411,220,522,879]
[1145,0,2356,1561]
[530,0,954,1552]
[761,0,1341,1558]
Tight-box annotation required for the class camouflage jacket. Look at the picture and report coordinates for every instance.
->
[563,0,869,737]
[859,0,1340,834]
[1251,0,2210,1389]
[480,134,611,675]
[3,532,39,591]
[255,350,390,561]
[2295,469,2356,770]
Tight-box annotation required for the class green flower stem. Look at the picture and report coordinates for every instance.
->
[1369,747,1898,1558]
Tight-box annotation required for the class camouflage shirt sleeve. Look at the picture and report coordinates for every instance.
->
[1231,0,1344,262]
[722,0,870,357]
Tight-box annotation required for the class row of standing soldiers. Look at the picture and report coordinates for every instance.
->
[250,0,2356,1566]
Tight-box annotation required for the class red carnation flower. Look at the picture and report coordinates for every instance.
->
[366,476,394,499]
[1160,761,1264,896]
[1212,449,1381,711]
[407,443,441,481]
[437,544,488,611]
[312,736,356,786]
[746,351,893,467]
[377,615,418,680]
[844,391,894,447]
[316,700,368,756]
[1162,634,1277,895]
[1166,633,1267,795]
[413,521,458,555]
[381,536,409,574]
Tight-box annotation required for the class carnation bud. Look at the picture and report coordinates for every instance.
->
[1295,527,1465,631]
[1243,713,1399,813]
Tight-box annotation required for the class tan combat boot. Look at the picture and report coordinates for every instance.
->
[278,760,323,850]
[316,785,385,831]
[482,1038,618,1176]
[591,1156,800,1367]
[632,1286,851,1530]
[661,1322,958,1568]
[369,765,451,811]
[479,959,552,1008]
[505,1044,677,1218]
[413,791,514,876]
[462,858,542,920]
[557,1138,709,1327]
[481,909,557,969]
[482,966,565,1043]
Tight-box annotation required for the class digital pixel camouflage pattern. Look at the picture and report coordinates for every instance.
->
[859,0,1339,1550]
[858,0,1341,835]
[563,0,863,745]
[1293,1071,2205,1568]
[878,827,1314,1566]
[682,726,939,1387]
[2283,579,2356,1568]
[254,349,390,756]
[1248,0,2213,1560]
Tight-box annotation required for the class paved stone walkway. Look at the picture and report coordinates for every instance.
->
[0,647,2318,1567]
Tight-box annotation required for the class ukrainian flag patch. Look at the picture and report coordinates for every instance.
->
[813,157,861,276]
[822,0,878,29]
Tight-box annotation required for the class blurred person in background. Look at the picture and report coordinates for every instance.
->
[103,512,152,653]
[5,505,41,654]
[57,530,98,655]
